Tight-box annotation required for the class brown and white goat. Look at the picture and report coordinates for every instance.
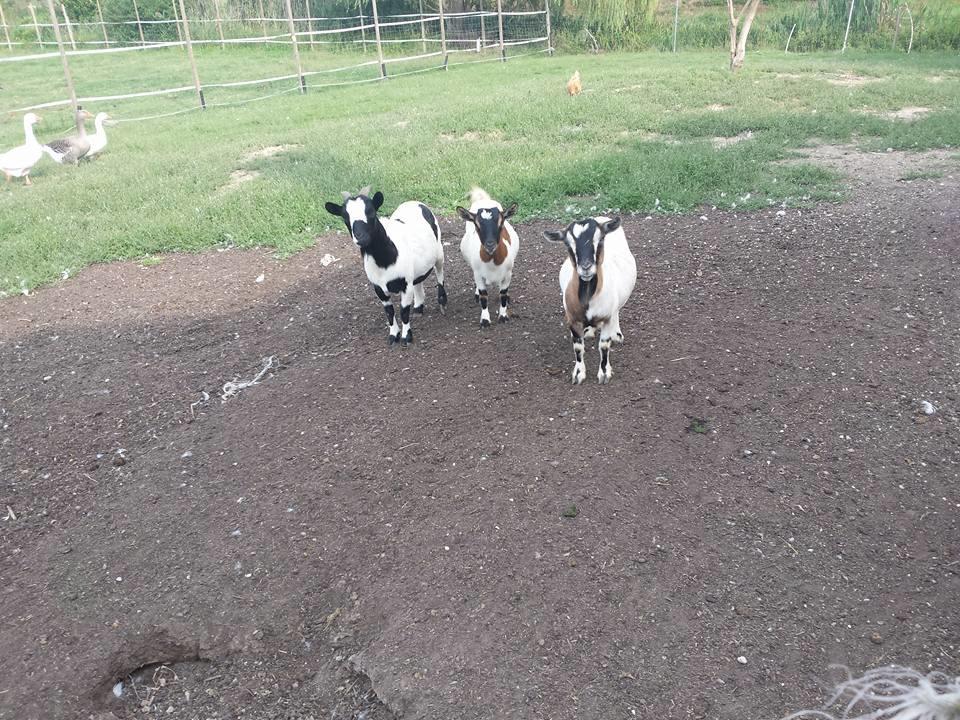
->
[457,187,519,327]
[544,216,637,384]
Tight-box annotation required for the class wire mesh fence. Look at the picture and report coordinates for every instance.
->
[0,0,551,122]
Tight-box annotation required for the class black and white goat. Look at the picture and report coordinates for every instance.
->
[457,187,519,327]
[325,187,447,346]
[544,217,637,384]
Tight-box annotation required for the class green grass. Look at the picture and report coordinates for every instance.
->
[1,47,959,294]
[899,169,946,180]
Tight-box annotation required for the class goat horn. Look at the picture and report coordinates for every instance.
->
[359,185,371,197]
[340,190,352,200]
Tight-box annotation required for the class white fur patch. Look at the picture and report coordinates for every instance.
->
[572,222,589,238]
[345,198,367,227]
[479,209,493,220]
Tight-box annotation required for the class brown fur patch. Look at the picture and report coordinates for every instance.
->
[563,264,606,334]
[480,229,511,266]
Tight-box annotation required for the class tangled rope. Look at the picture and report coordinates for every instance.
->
[221,356,276,402]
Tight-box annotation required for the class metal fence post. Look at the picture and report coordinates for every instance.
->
[95,0,110,47]
[304,0,315,48]
[359,7,367,53]
[417,0,427,53]
[171,0,182,43]
[672,0,679,52]
[0,2,13,50]
[480,0,486,50]
[177,0,205,108]
[370,0,385,78]
[29,4,43,46]
[495,0,504,61]
[44,0,78,115]
[132,0,146,45]
[284,0,305,92]
[841,0,855,53]
[438,0,447,68]
[257,0,268,40]
[60,3,76,50]
[213,0,225,49]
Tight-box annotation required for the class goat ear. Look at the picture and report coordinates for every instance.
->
[456,206,474,222]
[543,230,566,243]
[502,203,518,220]
[600,217,621,234]
[324,201,344,216]
[371,191,384,210]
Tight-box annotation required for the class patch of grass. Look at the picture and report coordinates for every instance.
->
[1,48,959,294]
[561,504,579,518]
[898,169,946,181]
[138,254,165,267]
[686,417,710,434]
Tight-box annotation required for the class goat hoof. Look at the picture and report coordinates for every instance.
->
[413,305,424,315]
[401,331,413,346]
[474,292,480,305]
[615,332,624,343]
[498,315,509,323]
[480,319,491,328]
[388,335,399,346]
[571,365,586,385]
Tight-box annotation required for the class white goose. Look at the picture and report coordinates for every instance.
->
[1,113,44,186]
[86,112,112,159]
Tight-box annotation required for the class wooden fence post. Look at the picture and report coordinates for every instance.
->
[29,4,43,46]
[0,2,12,50]
[176,0,205,108]
[438,0,447,67]
[672,0,679,52]
[60,3,76,50]
[132,0,146,45]
[213,0,224,48]
[44,0,79,115]
[841,0,854,53]
[95,0,110,46]
[171,0,182,43]
[417,0,426,53]
[283,0,305,92]
[495,0,504,61]
[257,0,268,40]
[370,0,385,77]
[543,0,552,54]
[304,0,315,48]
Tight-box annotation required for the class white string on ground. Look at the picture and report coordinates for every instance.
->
[221,356,276,402]
[782,665,960,720]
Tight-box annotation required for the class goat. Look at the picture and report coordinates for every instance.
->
[456,187,519,327]
[544,216,637,384]
[325,187,447,346]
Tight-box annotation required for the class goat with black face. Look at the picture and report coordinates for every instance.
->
[457,187,520,327]
[544,216,637,384]
[325,187,447,346]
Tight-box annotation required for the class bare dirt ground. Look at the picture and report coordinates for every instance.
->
[1,148,958,720]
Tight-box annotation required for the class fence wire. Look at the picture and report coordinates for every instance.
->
[1,2,551,126]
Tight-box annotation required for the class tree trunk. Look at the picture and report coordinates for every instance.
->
[727,0,761,72]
